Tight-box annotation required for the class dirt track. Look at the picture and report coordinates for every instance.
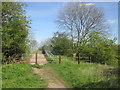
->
[30,51,66,88]
[30,51,48,65]
[33,68,66,88]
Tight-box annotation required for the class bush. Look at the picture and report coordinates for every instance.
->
[76,33,118,66]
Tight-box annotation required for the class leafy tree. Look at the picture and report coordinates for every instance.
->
[2,2,31,61]
[80,32,118,66]
[117,44,120,59]
[51,32,73,56]
[56,2,108,54]
[53,2,117,66]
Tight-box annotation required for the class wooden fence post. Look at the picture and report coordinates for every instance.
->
[78,56,80,64]
[59,56,61,64]
[8,56,10,64]
[89,56,91,63]
[35,53,37,64]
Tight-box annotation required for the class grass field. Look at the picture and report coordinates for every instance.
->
[45,55,119,88]
[2,54,119,88]
[2,63,47,88]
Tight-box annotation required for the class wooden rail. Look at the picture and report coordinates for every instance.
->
[4,53,91,65]
[58,56,91,64]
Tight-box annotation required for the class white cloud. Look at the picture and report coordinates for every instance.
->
[82,3,95,6]
[79,3,94,6]
[107,20,118,24]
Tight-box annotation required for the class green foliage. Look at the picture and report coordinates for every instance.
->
[117,44,120,60]
[79,32,118,66]
[54,2,118,66]
[51,31,118,66]
[44,54,54,63]
[2,63,47,88]
[46,55,118,88]
[42,45,53,54]
[2,2,31,61]
[38,47,42,51]
[31,64,48,69]
[51,32,73,56]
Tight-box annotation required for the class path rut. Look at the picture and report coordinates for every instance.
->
[30,51,66,88]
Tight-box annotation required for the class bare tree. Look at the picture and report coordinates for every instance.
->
[29,40,39,52]
[40,38,52,47]
[56,2,108,51]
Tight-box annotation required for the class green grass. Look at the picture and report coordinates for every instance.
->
[2,63,47,88]
[45,55,119,88]
[31,64,47,69]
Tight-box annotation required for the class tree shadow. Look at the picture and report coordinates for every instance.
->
[72,68,119,89]
[80,78,119,88]
[102,68,118,77]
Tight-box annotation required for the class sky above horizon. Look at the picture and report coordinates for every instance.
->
[25,2,118,44]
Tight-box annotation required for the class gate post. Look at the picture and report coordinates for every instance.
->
[89,56,91,63]
[59,56,61,64]
[35,53,37,64]
[78,57,80,64]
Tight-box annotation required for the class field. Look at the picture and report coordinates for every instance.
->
[2,1,119,89]
[2,63,47,88]
[2,55,119,88]
[45,55,119,88]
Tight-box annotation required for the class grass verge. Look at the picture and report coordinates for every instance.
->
[45,55,119,88]
[2,63,47,88]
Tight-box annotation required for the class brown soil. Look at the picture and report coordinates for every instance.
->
[33,68,66,88]
[30,51,48,65]
[30,51,66,88]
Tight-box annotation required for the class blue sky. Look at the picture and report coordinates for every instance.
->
[25,2,118,44]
